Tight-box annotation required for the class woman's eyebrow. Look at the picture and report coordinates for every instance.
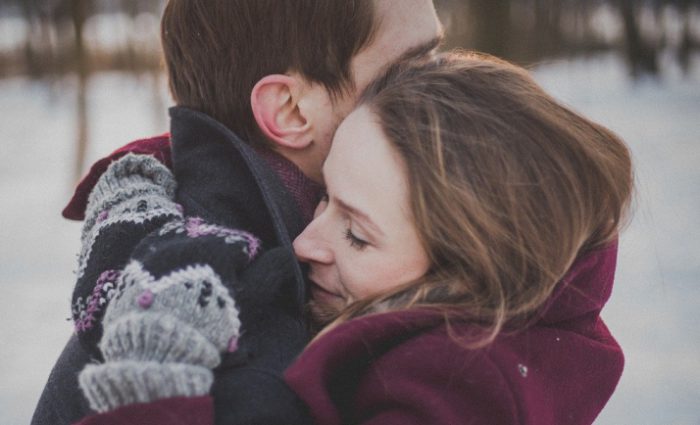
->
[334,196,385,238]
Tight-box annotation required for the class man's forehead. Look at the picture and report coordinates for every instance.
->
[373,0,441,43]
[352,0,441,86]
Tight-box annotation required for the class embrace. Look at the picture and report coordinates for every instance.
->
[33,1,632,424]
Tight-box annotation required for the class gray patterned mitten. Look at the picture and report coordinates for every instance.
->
[78,260,240,412]
[72,153,182,352]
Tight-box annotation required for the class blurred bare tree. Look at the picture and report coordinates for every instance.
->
[0,0,697,177]
[1,0,698,79]
[0,0,163,78]
[435,0,700,75]
[0,0,165,178]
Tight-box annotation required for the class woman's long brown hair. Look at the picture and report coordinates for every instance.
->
[316,52,633,347]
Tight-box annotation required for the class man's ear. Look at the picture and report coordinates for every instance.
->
[251,75,313,150]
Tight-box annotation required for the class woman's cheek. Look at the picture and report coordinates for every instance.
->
[335,253,357,302]
[337,254,373,302]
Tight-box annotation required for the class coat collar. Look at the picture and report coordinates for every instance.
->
[169,106,307,308]
[537,240,618,325]
[285,242,621,425]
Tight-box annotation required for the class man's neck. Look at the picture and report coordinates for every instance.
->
[255,148,323,225]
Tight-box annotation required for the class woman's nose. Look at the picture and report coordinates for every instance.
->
[293,220,333,265]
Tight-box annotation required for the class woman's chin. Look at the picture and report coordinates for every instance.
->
[307,286,346,326]
[310,284,343,305]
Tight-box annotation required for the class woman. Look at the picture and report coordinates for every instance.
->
[286,52,632,424]
[73,52,631,425]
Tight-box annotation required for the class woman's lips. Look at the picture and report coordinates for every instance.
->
[308,278,343,304]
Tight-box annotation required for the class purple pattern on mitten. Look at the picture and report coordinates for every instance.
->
[74,269,121,333]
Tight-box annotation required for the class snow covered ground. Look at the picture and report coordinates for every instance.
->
[0,53,698,424]
[0,72,168,425]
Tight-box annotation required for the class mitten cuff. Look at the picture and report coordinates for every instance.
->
[100,311,222,369]
[79,361,212,413]
[84,153,177,233]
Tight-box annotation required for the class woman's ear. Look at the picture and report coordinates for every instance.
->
[251,75,313,149]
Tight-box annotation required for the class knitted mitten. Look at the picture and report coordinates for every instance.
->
[71,153,182,354]
[77,182,260,413]
[78,260,241,412]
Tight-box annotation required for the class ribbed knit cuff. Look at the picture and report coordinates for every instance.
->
[100,311,221,369]
[79,361,212,413]
[83,153,177,234]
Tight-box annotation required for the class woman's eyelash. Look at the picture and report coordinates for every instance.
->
[344,228,368,250]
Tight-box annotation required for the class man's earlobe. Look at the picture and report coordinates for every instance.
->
[251,75,312,149]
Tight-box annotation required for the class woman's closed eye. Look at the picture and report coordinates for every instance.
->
[344,227,369,250]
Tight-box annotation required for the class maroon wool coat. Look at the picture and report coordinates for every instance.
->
[76,242,622,425]
[284,241,623,425]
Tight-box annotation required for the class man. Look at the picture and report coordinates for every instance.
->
[32,1,442,424]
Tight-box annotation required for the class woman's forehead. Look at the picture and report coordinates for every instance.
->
[325,108,411,223]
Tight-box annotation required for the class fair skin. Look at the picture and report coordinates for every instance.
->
[251,0,444,182]
[293,107,430,312]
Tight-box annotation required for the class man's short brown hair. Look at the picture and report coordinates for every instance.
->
[161,0,377,147]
